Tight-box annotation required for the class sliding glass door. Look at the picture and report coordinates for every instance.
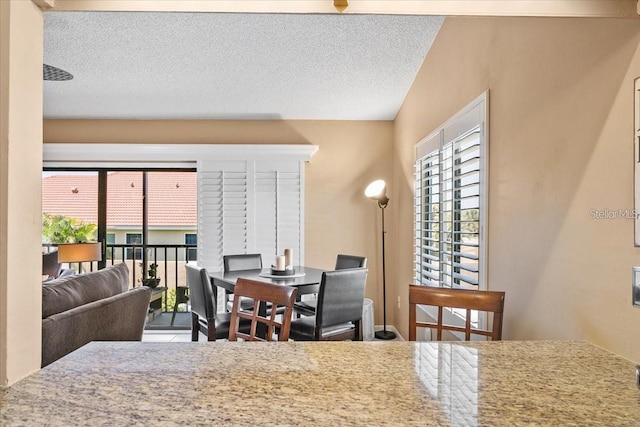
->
[42,168,197,327]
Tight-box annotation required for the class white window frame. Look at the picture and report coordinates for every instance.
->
[414,91,489,336]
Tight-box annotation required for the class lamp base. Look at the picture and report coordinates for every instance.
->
[375,330,396,340]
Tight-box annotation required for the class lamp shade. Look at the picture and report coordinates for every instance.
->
[364,179,389,205]
[57,242,102,263]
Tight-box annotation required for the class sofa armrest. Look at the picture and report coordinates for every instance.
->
[42,287,152,367]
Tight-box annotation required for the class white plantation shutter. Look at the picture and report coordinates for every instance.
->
[415,137,441,287]
[198,158,305,272]
[415,92,487,294]
[254,169,277,263]
[254,160,302,267]
[198,161,248,272]
[277,169,302,265]
[438,128,482,290]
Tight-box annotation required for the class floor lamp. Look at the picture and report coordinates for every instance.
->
[365,179,396,340]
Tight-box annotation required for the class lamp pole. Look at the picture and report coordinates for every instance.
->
[375,199,396,340]
[364,179,396,340]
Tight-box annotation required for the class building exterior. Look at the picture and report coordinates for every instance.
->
[42,171,197,262]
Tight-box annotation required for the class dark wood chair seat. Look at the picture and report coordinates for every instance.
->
[292,301,316,317]
[194,311,236,339]
[288,316,357,340]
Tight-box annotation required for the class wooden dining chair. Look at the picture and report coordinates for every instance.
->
[186,264,250,341]
[293,254,367,317]
[289,268,368,341]
[228,278,298,342]
[408,285,505,341]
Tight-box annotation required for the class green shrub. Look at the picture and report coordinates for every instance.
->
[163,287,189,313]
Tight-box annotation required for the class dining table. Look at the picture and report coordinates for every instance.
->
[1,340,639,425]
[210,266,326,337]
[209,265,326,297]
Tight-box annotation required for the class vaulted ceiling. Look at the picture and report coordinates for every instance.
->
[43,12,444,120]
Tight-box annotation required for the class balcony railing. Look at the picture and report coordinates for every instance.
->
[105,243,196,288]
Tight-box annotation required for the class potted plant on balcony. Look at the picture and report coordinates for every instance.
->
[142,263,161,289]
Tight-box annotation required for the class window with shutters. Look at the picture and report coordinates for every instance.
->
[414,92,488,327]
[198,159,304,272]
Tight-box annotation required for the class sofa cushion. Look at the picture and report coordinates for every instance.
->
[41,286,151,367]
[42,263,129,318]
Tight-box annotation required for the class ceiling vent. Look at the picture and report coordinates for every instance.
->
[43,64,73,81]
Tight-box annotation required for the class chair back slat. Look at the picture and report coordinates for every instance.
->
[223,254,263,272]
[335,254,367,270]
[229,278,297,342]
[409,285,505,341]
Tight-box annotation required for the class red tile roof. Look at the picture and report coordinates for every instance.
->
[42,171,196,227]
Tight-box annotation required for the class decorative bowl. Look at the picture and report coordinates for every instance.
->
[270,268,295,276]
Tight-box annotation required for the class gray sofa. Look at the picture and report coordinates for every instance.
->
[41,263,151,367]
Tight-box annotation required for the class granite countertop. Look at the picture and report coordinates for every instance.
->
[1,340,639,426]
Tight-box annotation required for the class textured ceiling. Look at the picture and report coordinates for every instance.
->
[43,12,443,120]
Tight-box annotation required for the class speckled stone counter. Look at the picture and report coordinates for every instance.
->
[1,340,639,426]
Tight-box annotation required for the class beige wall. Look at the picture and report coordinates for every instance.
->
[393,16,640,360]
[0,0,44,386]
[44,119,394,319]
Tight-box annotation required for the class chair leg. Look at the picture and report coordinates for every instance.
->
[225,290,231,312]
[170,301,179,326]
[191,312,199,342]
[295,295,301,319]
[172,287,189,326]
[207,320,216,341]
